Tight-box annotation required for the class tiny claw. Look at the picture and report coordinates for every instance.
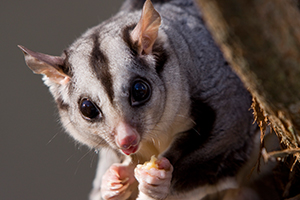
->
[121,177,130,184]
[110,183,123,190]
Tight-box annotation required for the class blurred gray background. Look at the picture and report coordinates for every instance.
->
[0,1,123,199]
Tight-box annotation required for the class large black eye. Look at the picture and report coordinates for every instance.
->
[79,98,101,120]
[131,80,151,106]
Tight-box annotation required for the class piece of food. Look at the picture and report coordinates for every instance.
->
[142,155,158,170]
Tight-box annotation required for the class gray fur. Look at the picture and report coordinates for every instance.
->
[20,0,259,199]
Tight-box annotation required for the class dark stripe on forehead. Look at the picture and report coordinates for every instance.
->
[90,33,114,103]
[122,24,139,56]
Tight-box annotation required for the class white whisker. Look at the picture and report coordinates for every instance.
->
[77,148,92,163]
[47,131,60,145]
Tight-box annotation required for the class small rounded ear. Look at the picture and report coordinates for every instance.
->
[18,45,70,85]
[130,0,161,55]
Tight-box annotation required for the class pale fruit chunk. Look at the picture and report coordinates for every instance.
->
[142,155,158,170]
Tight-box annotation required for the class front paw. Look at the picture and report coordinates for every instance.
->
[135,157,173,200]
[101,164,136,200]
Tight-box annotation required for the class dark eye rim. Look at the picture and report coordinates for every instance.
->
[130,78,152,107]
[78,98,102,122]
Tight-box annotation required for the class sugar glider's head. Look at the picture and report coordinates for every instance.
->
[19,0,190,156]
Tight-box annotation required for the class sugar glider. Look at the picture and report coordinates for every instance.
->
[19,0,259,199]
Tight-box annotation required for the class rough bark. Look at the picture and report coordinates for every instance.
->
[195,0,300,198]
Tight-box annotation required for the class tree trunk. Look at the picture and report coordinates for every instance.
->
[195,0,300,198]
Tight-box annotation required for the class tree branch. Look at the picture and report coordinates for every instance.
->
[195,0,300,151]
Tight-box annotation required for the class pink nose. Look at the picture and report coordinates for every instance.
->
[115,121,140,155]
[119,134,138,149]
